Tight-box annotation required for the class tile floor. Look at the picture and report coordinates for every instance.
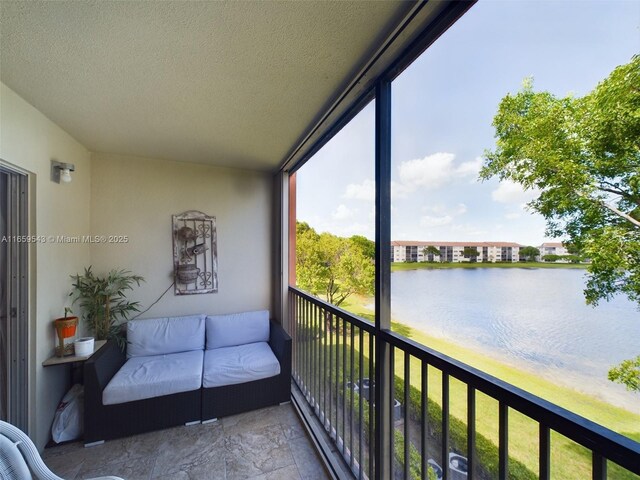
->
[42,404,329,480]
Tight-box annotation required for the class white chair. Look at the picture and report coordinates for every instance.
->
[0,420,123,480]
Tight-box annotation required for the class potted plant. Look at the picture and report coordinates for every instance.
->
[53,307,79,357]
[70,267,144,345]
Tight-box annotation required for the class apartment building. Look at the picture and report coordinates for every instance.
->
[391,241,523,263]
[539,242,570,257]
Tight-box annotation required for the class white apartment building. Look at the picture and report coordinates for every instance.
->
[391,241,523,263]
[538,242,569,258]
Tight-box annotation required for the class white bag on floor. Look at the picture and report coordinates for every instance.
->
[51,383,84,443]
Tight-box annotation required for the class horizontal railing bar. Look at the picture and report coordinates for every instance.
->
[378,328,640,474]
[289,287,375,333]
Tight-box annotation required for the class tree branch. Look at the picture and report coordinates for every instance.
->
[597,182,640,206]
[576,191,640,228]
[600,199,640,228]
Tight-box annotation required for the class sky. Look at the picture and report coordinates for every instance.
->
[296,0,640,245]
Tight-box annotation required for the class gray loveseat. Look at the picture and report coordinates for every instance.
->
[83,310,291,445]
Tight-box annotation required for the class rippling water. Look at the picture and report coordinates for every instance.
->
[390,268,640,411]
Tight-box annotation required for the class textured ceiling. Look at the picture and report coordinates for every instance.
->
[0,1,411,171]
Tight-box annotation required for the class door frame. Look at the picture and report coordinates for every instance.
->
[0,162,29,431]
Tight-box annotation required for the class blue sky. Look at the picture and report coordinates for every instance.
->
[297,0,639,245]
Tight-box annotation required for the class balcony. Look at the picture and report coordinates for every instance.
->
[289,287,640,479]
[1,2,638,477]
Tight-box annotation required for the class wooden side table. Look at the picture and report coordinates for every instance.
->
[43,340,107,384]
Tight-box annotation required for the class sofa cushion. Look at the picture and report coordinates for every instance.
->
[206,310,269,350]
[127,314,205,358]
[202,342,280,388]
[103,350,203,405]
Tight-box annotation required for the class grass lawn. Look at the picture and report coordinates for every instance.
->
[336,296,640,479]
[391,261,588,271]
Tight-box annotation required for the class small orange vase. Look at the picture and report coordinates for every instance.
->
[53,316,79,357]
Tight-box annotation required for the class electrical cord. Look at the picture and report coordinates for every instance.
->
[131,281,175,320]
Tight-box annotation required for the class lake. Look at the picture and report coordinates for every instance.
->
[390,267,640,411]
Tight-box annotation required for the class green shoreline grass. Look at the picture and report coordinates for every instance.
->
[340,295,640,479]
[392,261,588,271]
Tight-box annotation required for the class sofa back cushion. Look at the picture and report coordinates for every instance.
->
[127,314,205,358]
[206,310,270,350]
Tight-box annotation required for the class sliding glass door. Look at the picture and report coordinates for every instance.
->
[0,165,28,430]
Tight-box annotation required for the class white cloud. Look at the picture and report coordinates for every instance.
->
[505,212,521,220]
[491,180,540,204]
[455,203,468,215]
[391,180,413,199]
[344,179,375,202]
[423,203,467,216]
[399,152,456,189]
[420,215,453,228]
[332,204,354,220]
[423,204,447,214]
[397,152,482,192]
[456,156,484,177]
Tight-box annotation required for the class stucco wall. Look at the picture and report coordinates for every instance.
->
[90,153,272,319]
[0,82,92,450]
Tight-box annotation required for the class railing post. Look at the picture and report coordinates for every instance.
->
[374,77,392,480]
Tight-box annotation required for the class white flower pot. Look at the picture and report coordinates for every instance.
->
[74,337,95,357]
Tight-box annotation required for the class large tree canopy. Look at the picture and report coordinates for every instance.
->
[481,55,640,391]
[296,222,374,307]
[481,55,640,305]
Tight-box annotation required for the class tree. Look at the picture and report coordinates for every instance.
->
[462,246,479,261]
[423,245,440,262]
[350,235,375,260]
[563,254,582,264]
[608,356,640,392]
[481,55,640,391]
[296,222,374,307]
[542,254,561,263]
[519,246,540,262]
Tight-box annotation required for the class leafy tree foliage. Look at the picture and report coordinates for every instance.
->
[519,246,540,262]
[423,245,441,262]
[296,222,374,307]
[463,246,479,258]
[481,55,640,391]
[542,254,561,263]
[608,355,640,392]
[350,235,375,260]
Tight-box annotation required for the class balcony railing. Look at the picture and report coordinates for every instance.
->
[289,286,640,480]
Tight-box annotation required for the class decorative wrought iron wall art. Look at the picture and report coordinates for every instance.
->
[172,210,218,295]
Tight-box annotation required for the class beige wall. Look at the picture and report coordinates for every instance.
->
[90,153,272,319]
[0,83,92,450]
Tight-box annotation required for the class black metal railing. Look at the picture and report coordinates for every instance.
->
[290,286,377,479]
[289,286,640,480]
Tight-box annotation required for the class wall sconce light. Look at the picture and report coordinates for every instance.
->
[51,161,75,184]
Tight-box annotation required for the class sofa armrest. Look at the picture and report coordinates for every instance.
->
[84,339,126,401]
[269,321,291,376]
[268,321,291,360]
[269,321,292,403]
